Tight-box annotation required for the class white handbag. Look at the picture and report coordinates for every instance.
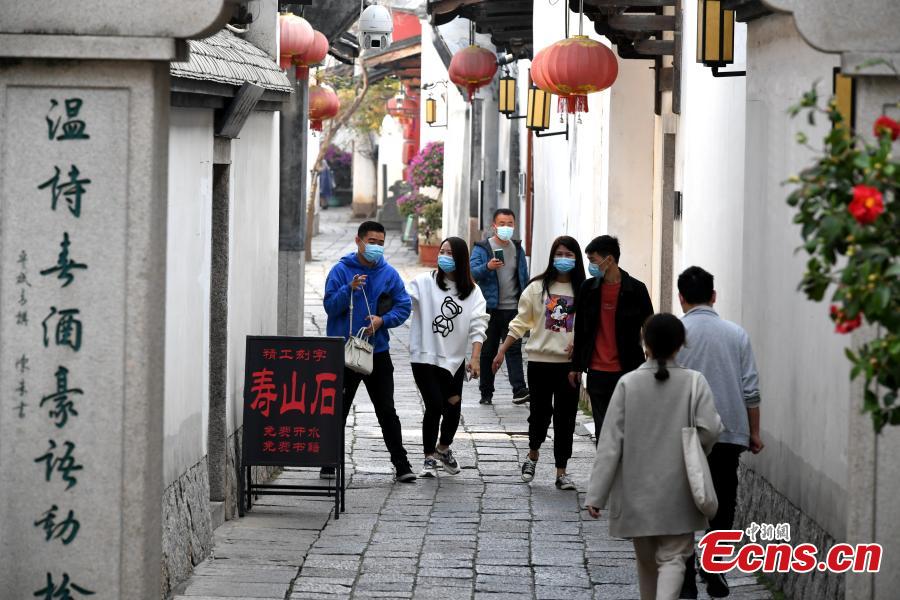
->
[682,371,719,519]
[344,284,374,375]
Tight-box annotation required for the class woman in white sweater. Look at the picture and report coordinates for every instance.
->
[407,236,489,478]
[492,236,586,490]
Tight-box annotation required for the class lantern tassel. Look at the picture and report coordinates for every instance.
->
[574,95,588,113]
[310,120,323,132]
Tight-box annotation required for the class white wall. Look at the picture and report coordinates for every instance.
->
[740,13,847,539]
[674,0,748,321]
[227,111,281,433]
[377,115,406,205]
[164,108,214,485]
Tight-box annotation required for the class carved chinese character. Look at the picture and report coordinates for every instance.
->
[34,440,83,491]
[46,98,90,141]
[42,307,83,351]
[40,233,88,288]
[40,366,83,428]
[34,572,94,599]
[34,504,80,545]
[38,165,92,218]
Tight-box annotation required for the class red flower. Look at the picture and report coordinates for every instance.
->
[830,304,862,334]
[873,115,900,140]
[848,185,885,225]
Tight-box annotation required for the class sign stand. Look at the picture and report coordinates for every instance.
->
[240,336,347,519]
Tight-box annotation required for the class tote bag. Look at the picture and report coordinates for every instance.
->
[682,371,719,518]
[344,285,374,375]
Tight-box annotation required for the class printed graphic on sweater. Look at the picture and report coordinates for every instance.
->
[432,296,463,337]
[545,294,575,332]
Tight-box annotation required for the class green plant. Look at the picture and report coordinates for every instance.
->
[786,84,899,431]
[419,201,442,245]
[396,192,434,219]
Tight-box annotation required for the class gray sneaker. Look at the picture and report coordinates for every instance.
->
[436,447,461,474]
[555,474,576,490]
[419,457,438,478]
[521,457,537,482]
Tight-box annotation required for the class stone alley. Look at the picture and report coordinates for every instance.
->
[170,208,772,600]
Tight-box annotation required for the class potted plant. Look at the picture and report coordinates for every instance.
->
[418,200,442,267]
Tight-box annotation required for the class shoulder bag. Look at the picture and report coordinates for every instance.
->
[344,284,374,375]
[682,370,719,518]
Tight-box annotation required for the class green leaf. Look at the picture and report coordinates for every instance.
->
[875,285,891,312]
[885,263,900,278]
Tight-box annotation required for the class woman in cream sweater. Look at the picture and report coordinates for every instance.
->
[492,236,586,489]
[407,237,489,478]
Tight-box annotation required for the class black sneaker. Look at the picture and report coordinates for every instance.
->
[554,474,576,490]
[396,465,417,483]
[700,569,729,598]
[479,395,493,405]
[319,466,336,480]
[521,457,537,482]
[435,447,461,474]
[512,388,530,404]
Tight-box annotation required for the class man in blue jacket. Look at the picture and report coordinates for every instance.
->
[470,208,530,405]
[323,221,416,482]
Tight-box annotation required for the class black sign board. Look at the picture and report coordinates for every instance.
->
[241,335,345,517]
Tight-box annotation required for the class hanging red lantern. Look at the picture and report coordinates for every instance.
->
[294,30,329,80]
[279,13,314,70]
[386,95,419,126]
[448,45,498,100]
[308,85,340,132]
[541,36,618,115]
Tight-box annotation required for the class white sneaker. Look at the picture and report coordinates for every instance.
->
[419,457,438,478]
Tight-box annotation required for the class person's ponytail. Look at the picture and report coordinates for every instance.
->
[654,358,669,381]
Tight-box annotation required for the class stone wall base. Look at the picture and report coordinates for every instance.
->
[161,457,214,598]
[735,463,844,599]
[161,427,280,598]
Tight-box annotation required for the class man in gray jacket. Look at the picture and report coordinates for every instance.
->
[676,266,764,599]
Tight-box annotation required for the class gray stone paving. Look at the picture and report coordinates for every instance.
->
[172,207,772,600]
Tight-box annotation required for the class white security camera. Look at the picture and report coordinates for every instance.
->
[358,4,393,50]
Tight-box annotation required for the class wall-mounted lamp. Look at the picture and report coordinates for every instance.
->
[526,72,568,139]
[832,67,856,133]
[423,80,448,128]
[696,0,745,78]
[499,72,525,119]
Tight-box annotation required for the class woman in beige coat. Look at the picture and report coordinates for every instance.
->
[585,313,723,600]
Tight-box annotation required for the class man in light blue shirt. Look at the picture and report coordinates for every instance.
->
[676,266,763,599]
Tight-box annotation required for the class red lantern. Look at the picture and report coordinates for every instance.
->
[308,85,340,132]
[541,36,618,115]
[294,30,329,80]
[387,95,419,126]
[448,45,498,100]
[279,13,314,70]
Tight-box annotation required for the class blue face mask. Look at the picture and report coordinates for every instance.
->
[363,243,384,263]
[495,225,514,241]
[588,262,605,278]
[437,255,456,273]
[554,257,576,273]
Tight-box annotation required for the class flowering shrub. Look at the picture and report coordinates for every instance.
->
[324,144,352,170]
[407,141,444,189]
[396,192,435,218]
[787,85,899,431]
[419,201,443,246]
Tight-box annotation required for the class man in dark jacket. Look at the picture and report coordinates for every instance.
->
[323,221,416,482]
[569,235,653,441]
[470,208,530,405]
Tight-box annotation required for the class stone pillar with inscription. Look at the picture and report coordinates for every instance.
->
[0,2,231,599]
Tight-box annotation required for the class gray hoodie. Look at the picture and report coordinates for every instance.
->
[678,306,761,447]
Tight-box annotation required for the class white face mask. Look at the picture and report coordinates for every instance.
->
[495,225,514,241]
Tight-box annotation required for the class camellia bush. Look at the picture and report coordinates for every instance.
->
[787,85,899,431]
[396,191,435,219]
[407,141,444,189]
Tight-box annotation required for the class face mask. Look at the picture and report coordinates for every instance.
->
[437,255,456,273]
[553,257,576,273]
[363,243,384,263]
[588,262,605,278]
[495,225,514,241]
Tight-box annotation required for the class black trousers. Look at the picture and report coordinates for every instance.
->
[412,362,465,455]
[685,442,745,579]
[341,351,409,470]
[479,308,527,397]
[586,370,624,444]
[527,362,579,468]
